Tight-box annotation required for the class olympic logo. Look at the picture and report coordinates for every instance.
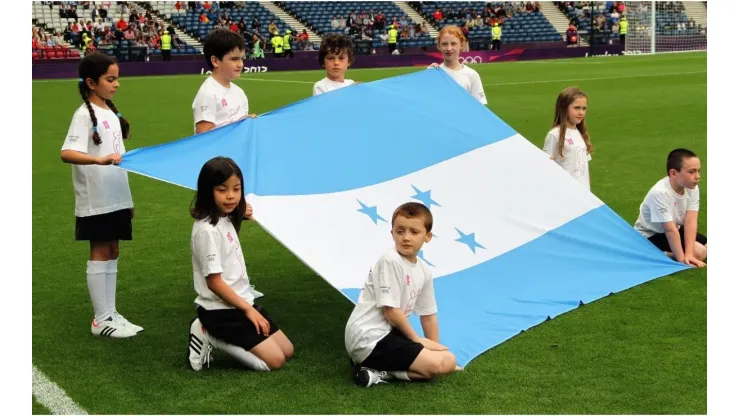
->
[458,56,483,64]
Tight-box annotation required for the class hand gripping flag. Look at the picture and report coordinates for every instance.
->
[119,69,687,367]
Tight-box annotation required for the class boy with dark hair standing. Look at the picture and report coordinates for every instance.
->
[192,29,256,135]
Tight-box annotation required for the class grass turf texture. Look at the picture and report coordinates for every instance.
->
[32,52,707,414]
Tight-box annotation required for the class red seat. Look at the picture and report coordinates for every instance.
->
[32,52,39,59]
[46,51,57,58]
[69,50,80,57]
[53,45,62,50]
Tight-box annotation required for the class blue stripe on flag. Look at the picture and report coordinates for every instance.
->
[342,205,687,367]
[120,69,517,196]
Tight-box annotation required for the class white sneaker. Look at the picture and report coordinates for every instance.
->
[188,318,213,371]
[354,367,392,387]
[91,318,137,338]
[113,311,144,333]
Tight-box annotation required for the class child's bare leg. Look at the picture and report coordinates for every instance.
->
[694,242,707,261]
[407,349,457,380]
[250,338,287,370]
[267,330,294,360]
[90,240,114,261]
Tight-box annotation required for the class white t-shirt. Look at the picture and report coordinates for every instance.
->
[192,76,249,133]
[634,176,700,238]
[191,217,255,310]
[344,249,437,364]
[543,126,592,190]
[313,77,355,96]
[61,103,134,217]
[439,63,487,105]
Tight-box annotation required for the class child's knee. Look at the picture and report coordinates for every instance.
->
[264,353,286,370]
[282,341,294,361]
[694,243,707,260]
[428,352,457,377]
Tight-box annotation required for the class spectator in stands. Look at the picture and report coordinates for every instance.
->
[400,15,409,28]
[465,17,474,29]
[433,9,443,23]
[54,31,65,47]
[475,14,483,27]
[298,29,309,50]
[176,1,182,12]
[408,23,416,38]
[400,26,409,39]
[420,22,429,36]
[268,21,278,36]
[200,12,209,23]
[374,11,385,30]
[566,23,578,46]
[331,16,340,30]
[460,24,470,52]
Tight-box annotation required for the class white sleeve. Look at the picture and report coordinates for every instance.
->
[313,83,324,96]
[241,89,250,116]
[61,110,91,153]
[543,131,559,159]
[413,271,438,316]
[192,228,223,278]
[470,71,487,105]
[192,91,217,125]
[647,191,674,223]
[371,257,404,309]
[688,187,700,212]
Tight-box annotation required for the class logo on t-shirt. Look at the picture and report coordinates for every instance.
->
[227,232,233,243]
[67,135,79,143]
[200,105,208,113]
[206,254,216,262]
[567,138,574,145]
[102,120,110,130]
[406,274,411,286]
[221,98,229,107]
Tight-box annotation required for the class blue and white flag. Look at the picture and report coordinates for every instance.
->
[120,69,688,367]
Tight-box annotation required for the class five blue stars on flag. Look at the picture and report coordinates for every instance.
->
[357,185,486,265]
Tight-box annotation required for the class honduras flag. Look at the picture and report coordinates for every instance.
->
[119,69,688,367]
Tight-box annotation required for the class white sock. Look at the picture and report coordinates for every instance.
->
[86,260,110,323]
[106,259,118,317]
[209,336,270,371]
[390,371,411,381]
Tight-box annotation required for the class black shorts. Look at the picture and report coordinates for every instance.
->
[648,227,707,252]
[75,208,132,241]
[197,304,279,351]
[360,328,424,372]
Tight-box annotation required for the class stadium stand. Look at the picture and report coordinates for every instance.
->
[556,1,703,41]
[168,2,293,48]
[416,2,561,45]
[32,1,198,61]
[280,1,436,49]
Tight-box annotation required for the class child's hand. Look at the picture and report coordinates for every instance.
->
[420,338,448,351]
[684,256,706,268]
[97,153,122,165]
[245,201,254,219]
[241,114,257,120]
[428,63,441,69]
[245,307,270,335]
[130,208,135,219]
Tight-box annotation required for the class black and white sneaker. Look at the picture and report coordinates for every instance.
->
[188,318,213,371]
[91,317,137,338]
[354,367,392,387]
